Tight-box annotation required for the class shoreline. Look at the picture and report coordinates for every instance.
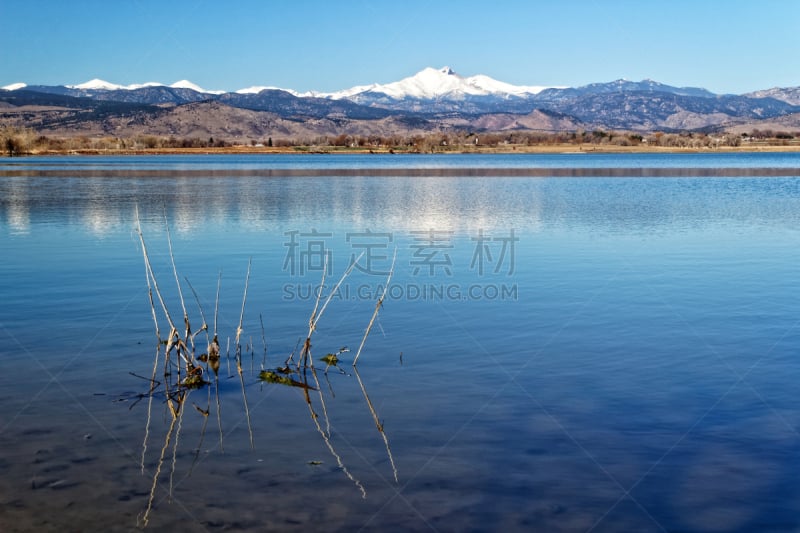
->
[7,142,800,157]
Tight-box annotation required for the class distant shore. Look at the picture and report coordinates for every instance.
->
[12,142,800,157]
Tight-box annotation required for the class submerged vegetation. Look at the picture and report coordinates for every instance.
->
[133,210,397,527]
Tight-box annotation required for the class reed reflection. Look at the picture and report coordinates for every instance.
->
[133,214,399,527]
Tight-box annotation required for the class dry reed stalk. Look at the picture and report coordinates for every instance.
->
[312,251,364,331]
[135,206,162,344]
[354,367,398,483]
[164,218,202,382]
[237,354,255,450]
[188,399,211,475]
[134,210,180,354]
[353,248,397,366]
[235,258,251,348]
[184,276,210,347]
[135,218,196,386]
[213,270,221,338]
[306,365,332,437]
[135,214,404,521]
[135,205,168,475]
[213,376,223,453]
[302,379,366,498]
[211,271,224,451]
[168,391,187,500]
[299,256,327,368]
[259,313,267,368]
[235,259,255,449]
[307,256,328,334]
[141,342,160,475]
[140,395,180,528]
[299,252,364,368]
[135,223,177,334]
[284,337,301,368]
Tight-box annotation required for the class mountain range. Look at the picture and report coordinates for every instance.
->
[2,66,800,140]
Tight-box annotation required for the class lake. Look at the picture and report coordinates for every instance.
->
[1,152,800,532]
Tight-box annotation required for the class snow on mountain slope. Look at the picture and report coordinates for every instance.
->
[236,86,303,97]
[62,78,224,94]
[1,82,26,91]
[169,80,224,94]
[68,78,127,90]
[10,68,557,100]
[323,66,555,100]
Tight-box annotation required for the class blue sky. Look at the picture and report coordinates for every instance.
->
[2,0,799,94]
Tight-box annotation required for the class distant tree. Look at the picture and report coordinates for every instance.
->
[267,137,273,147]
[724,133,741,147]
[1,127,36,156]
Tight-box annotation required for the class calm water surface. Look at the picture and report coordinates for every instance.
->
[1,153,800,532]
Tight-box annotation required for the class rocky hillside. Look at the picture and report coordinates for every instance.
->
[2,67,799,139]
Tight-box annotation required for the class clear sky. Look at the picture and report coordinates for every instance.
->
[2,0,799,94]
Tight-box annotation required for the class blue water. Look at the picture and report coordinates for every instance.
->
[1,154,800,531]
[2,151,800,170]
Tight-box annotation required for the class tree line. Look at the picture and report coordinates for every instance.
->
[1,126,797,156]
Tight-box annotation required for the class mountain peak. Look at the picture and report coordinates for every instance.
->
[168,80,224,94]
[60,78,225,94]
[69,78,123,90]
[332,66,552,100]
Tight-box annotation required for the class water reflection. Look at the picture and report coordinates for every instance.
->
[5,179,30,234]
[134,218,398,526]
[2,166,800,178]
[3,171,800,238]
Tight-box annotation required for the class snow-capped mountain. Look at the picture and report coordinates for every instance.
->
[4,66,799,134]
[321,66,554,100]
[1,67,559,101]
[236,85,304,97]
[1,82,27,91]
[294,66,565,114]
[235,67,556,102]
[1,67,562,114]
[63,78,225,94]
[168,80,225,95]
[67,78,137,91]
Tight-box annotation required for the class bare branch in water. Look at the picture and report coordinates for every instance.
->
[302,370,366,499]
[354,367,398,483]
[235,258,252,348]
[260,313,268,368]
[184,276,210,347]
[132,220,402,523]
[235,258,255,449]
[300,252,364,368]
[165,216,192,366]
[353,248,397,366]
